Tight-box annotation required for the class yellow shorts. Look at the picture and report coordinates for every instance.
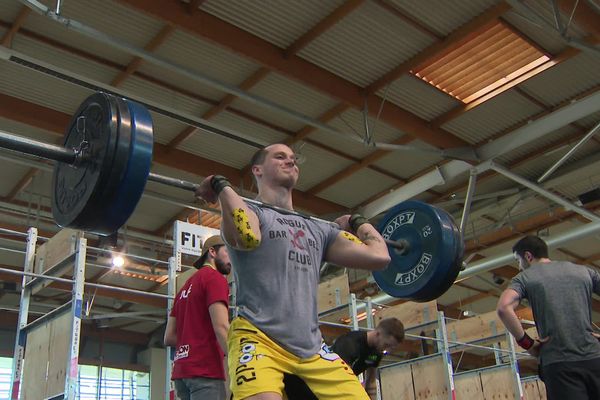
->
[227,317,369,400]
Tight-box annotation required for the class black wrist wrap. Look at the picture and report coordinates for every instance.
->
[210,175,231,195]
[349,213,370,233]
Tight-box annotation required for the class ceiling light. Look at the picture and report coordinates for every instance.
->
[112,255,125,268]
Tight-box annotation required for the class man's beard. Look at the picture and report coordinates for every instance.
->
[215,259,231,275]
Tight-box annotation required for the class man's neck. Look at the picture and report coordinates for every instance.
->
[256,184,293,211]
[366,330,376,347]
[535,258,552,264]
[203,261,217,271]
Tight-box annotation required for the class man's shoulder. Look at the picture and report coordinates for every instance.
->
[334,331,365,349]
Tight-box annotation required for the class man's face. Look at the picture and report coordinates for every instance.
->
[253,144,299,189]
[214,246,232,275]
[375,332,400,353]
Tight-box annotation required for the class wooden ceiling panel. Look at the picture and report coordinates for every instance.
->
[412,21,548,103]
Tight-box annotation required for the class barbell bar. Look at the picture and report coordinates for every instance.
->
[146,172,411,252]
[0,127,408,251]
[0,92,464,301]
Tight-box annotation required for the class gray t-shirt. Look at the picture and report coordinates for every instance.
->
[509,261,600,366]
[227,203,339,358]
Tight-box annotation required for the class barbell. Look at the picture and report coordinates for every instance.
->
[0,92,464,301]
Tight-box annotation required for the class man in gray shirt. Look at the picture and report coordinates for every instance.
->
[497,235,600,400]
[195,143,390,400]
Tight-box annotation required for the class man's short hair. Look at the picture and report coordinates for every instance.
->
[377,318,405,342]
[512,235,549,259]
[250,146,269,168]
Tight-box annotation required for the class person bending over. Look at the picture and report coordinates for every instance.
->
[283,317,405,400]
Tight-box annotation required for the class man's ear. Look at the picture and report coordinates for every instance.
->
[251,164,262,177]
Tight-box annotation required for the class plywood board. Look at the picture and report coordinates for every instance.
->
[454,372,484,400]
[318,274,349,313]
[375,300,437,330]
[379,363,415,400]
[446,310,505,344]
[411,355,449,400]
[480,366,516,399]
[537,379,547,399]
[34,228,81,274]
[22,311,73,399]
[522,379,541,399]
[46,312,72,397]
[33,229,83,295]
[22,318,51,400]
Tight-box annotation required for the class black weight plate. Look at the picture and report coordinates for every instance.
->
[52,92,121,231]
[72,95,134,234]
[373,200,462,302]
[428,208,464,301]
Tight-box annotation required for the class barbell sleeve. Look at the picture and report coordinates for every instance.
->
[0,129,77,164]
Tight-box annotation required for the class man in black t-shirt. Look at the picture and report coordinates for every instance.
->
[284,318,404,400]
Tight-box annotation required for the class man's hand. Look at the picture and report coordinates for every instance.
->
[527,336,550,358]
[195,175,218,203]
[592,332,600,341]
[334,214,351,231]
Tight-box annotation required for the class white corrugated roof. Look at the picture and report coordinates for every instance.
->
[120,75,214,118]
[0,58,91,114]
[13,35,119,89]
[307,107,404,159]
[295,142,355,191]
[210,110,288,147]
[233,71,340,132]
[502,10,567,55]
[379,75,460,121]
[390,0,501,37]
[299,1,435,87]
[520,51,600,107]
[202,0,345,49]
[145,28,260,94]
[21,1,155,66]
[373,140,444,180]
[442,90,544,144]
[317,167,399,208]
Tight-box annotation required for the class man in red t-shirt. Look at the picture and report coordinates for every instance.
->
[164,235,232,400]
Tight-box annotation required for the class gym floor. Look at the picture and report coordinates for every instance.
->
[0,0,599,399]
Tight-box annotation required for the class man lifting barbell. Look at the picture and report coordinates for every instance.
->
[0,92,464,304]
[195,143,391,400]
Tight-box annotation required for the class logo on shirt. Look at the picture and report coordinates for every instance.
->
[179,284,192,299]
[174,344,189,361]
[290,229,306,250]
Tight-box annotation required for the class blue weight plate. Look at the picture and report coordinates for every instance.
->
[373,200,461,301]
[94,96,153,235]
